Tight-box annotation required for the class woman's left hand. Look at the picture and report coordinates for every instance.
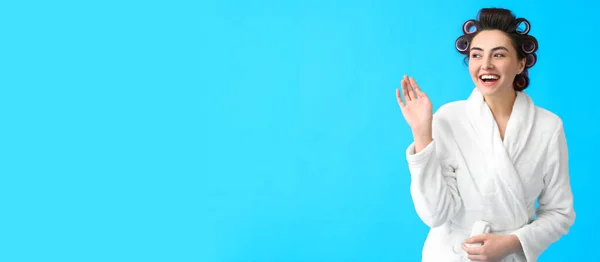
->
[461,234,520,262]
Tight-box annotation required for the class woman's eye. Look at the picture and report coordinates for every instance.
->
[471,54,481,58]
[494,53,505,57]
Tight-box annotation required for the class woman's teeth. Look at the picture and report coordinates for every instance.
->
[481,75,499,82]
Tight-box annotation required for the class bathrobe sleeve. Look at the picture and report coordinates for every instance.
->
[406,118,462,228]
[513,121,576,261]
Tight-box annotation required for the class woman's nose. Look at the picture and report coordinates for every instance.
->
[481,60,493,70]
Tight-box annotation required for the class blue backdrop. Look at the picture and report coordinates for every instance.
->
[1,0,596,261]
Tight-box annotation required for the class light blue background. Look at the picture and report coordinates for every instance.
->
[0,0,596,261]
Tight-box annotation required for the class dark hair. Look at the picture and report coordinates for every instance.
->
[455,8,538,91]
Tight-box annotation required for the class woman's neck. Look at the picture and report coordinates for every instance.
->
[483,88,517,119]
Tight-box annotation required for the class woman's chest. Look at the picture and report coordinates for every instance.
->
[442,134,547,204]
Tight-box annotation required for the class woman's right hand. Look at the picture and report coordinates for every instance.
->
[396,75,433,152]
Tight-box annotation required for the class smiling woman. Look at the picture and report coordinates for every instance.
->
[396,7,575,262]
[455,9,538,94]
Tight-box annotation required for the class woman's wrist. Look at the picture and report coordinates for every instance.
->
[505,234,523,254]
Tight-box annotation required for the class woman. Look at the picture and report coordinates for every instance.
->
[396,8,575,262]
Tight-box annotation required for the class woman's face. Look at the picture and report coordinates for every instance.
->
[468,29,526,97]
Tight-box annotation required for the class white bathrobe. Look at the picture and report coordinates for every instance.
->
[406,88,575,262]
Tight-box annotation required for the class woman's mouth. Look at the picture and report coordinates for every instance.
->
[479,74,500,86]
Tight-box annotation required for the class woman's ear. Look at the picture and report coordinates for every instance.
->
[518,58,526,74]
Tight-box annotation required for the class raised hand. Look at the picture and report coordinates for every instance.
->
[396,75,433,152]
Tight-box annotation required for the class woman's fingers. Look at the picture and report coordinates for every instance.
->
[466,255,487,261]
[404,75,414,101]
[396,88,405,107]
[409,77,424,98]
[401,77,411,103]
[461,243,482,255]
[400,75,427,104]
